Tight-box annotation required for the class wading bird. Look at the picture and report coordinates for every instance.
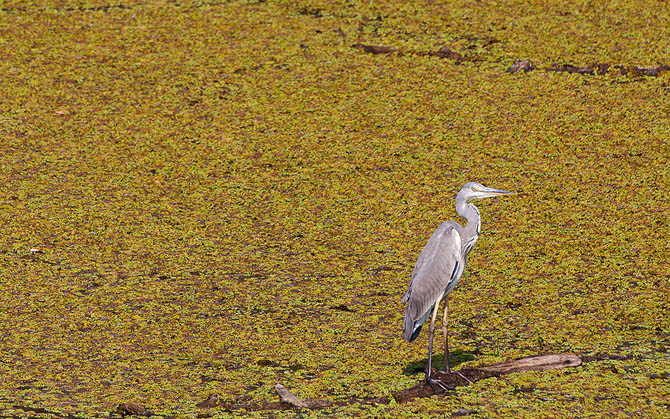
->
[402,182,512,386]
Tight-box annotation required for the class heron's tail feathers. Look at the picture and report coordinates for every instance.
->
[403,309,424,342]
[403,302,431,342]
[405,324,422,342]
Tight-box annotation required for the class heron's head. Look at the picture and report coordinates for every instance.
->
[459,182,513,202]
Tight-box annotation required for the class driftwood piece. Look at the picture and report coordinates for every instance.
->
[196,394,220,409]
[428,46,465,62]
[274,384,337,409]
[535,63,668,77]
[630,64,670,77]
[115,402,151,417]
[477,353,581,374]
[353,44,396,55]
[392,354,581,400]
[274,384,312,409]
[508,59,535,73]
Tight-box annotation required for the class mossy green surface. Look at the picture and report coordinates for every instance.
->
[0,1,668,417]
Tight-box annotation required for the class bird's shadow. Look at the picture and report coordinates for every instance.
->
[403,350,477,375]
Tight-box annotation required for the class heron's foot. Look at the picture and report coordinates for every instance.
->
[445,368,472,384]
[425,377,449,394]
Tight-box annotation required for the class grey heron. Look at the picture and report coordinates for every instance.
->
[402,182,512,386]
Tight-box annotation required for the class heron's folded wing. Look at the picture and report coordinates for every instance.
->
[403,225,461,339]
[402,223,448,303]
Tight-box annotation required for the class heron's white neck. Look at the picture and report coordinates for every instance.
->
[455,198,481,257]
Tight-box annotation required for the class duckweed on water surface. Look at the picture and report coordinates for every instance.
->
[0,0,668,417]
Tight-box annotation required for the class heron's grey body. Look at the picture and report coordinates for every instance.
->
[401,182,511,382]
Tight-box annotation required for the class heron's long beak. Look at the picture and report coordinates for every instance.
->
[479,186,513,198]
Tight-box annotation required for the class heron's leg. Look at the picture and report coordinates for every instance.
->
[425,300,449,393]
[425,297,443,382]
[442,299,473,384]
[442,297,450,373]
